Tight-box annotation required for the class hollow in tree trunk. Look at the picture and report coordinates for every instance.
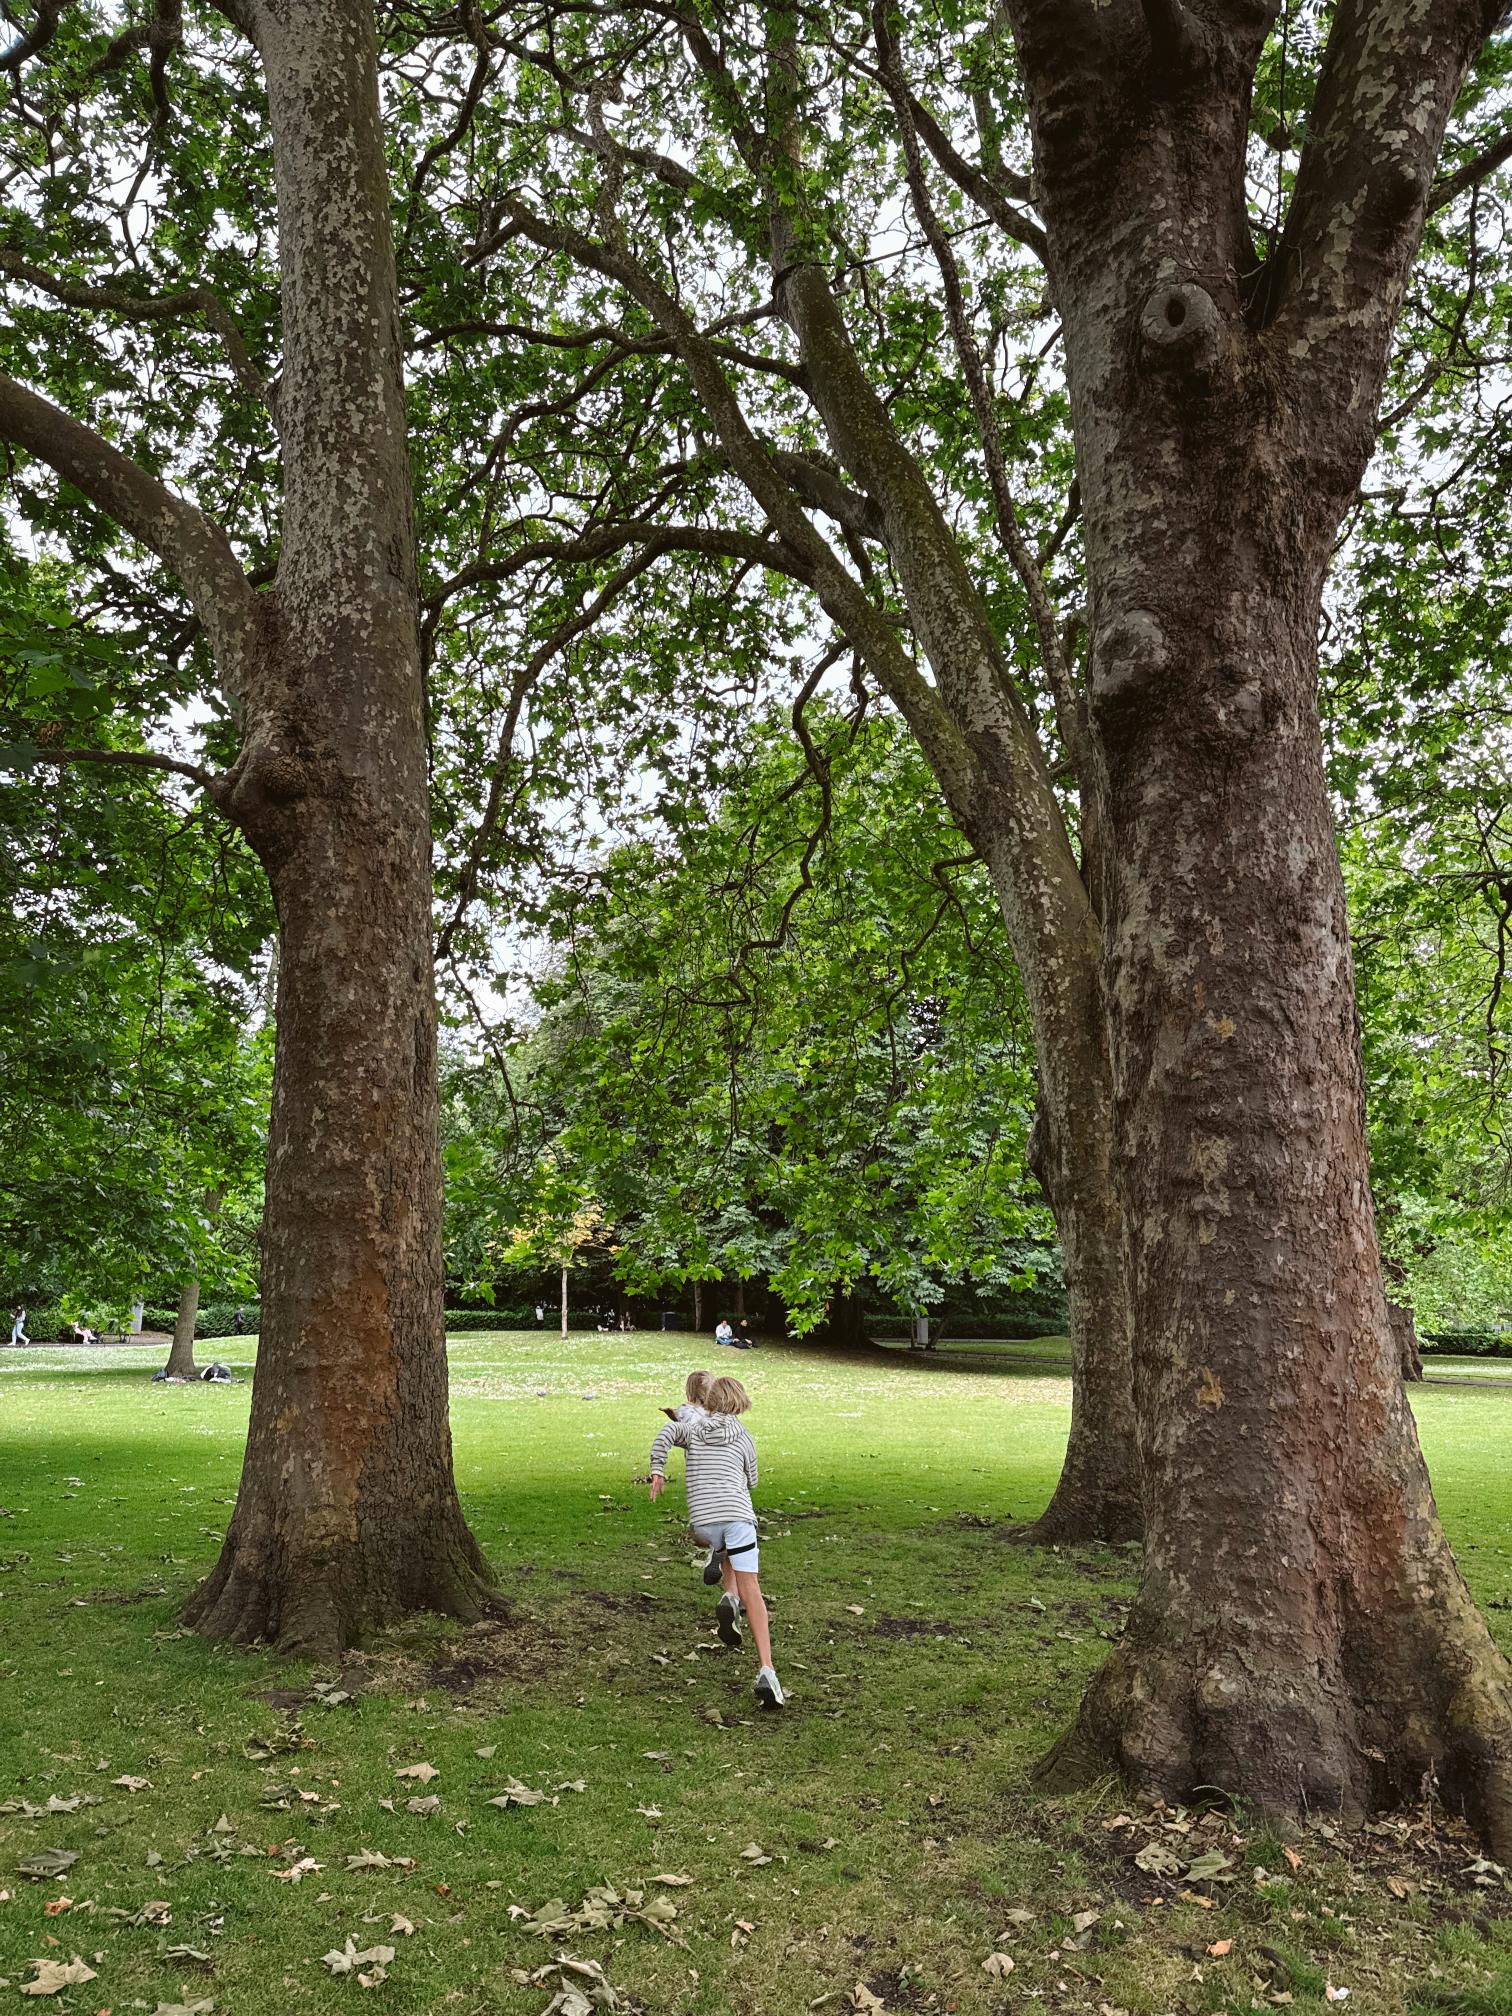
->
[164,1279,200,1380]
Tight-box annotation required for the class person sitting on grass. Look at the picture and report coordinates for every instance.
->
[647,1372,784,1709]
[714,1315,736,1348]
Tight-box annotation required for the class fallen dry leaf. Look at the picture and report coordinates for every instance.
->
[1207,1938,1233,1958]
[486,1779,549,1809]
[389,1915,414,1938]
[272,1859,323,1884]
[981,1952,1015,1977]
[394,1763,438,1783]
[322,1937,396,1979]
[405,1795,441,1816]
[1282,1845,1304,1872]
[41,1899,71,1918]
[112,1777,150,1794]
[20,1956,97,1996]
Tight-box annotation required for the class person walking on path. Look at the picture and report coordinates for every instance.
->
[9,1306,28,1346]
[646,1373,784,1708]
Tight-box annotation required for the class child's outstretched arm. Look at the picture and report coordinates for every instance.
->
[647,1417,687,1499]
[741,1426,759,1491]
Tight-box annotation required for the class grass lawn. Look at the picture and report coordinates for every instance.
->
[2,1329,1512,2016]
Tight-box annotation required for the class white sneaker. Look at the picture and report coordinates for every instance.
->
[753,1665,785,1709]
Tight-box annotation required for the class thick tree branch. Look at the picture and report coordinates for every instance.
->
[1269,0,1504,375]
[0,371,259,676]
[0,0,67,69]
[494,199,976,802]
[874,0,1087,785]
[0,248,277,418]
[1429,124,1512,212]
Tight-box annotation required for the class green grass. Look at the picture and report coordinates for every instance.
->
[2,1329,1512,2015]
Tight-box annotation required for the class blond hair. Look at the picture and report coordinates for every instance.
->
[684,1368,713,1406]
[704,1374,751,1416]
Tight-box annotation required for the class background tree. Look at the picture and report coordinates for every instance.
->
[1,578,270,1343]
[451,705,1051,1339]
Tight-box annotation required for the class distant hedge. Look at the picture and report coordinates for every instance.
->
[1421,1330,1512,1358]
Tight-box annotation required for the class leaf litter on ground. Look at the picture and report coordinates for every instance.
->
[508,1881,685,1943]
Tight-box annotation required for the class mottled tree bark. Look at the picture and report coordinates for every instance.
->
[1011,0,1512,1846]
[181,0,489,1652]
[164,1278,200,1380]
[0,3,489,1655]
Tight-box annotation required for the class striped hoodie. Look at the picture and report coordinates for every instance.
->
[649,1410,759,1529]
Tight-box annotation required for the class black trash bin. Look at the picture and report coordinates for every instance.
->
[661,1311,677,1330]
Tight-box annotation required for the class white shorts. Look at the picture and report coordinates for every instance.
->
[697,1519,760,1574]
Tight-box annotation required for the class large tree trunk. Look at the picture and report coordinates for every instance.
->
[692,1277,704,1332]
[1390,1300,1424,1384]
[765,232,1142,1544]
[185,0,488,1655]
[560,1262,569,1340]
[1023,1077,1141,1544]
[1015,0,1512,1847]
[165,1278,200,1380]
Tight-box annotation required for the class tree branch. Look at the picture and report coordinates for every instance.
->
[0,0,67,69]
[25,743,225,795]
[1428,125,1512,213]
[0,247,277,419]
[907,95,1046,261]
[874,0,1087,783]
[1268,0,1504,370]
[0,371,259,678]
[424,521,810,617]
[502,193,979,807]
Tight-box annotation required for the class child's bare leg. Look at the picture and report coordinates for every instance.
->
[720,1559,738,1596]
[733,1570,772,1668]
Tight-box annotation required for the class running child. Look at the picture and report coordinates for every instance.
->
[647,1373,784,1708]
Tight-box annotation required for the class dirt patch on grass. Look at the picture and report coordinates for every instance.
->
[871,1614,968,1640]
[415,1590,653,1699]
